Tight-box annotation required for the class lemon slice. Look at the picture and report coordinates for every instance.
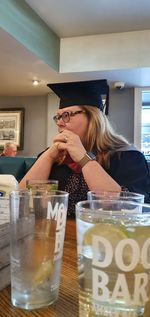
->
[83,222,129,288]
[47,184,58,191]
[83,222,128,247]
[128,225,150,245]
[127,225,150,273]
[33,259,53,286]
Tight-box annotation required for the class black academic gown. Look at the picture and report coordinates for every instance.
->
[50,149,150,211]
[107,150,150,203]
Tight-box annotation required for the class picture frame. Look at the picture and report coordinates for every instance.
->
[0,108,25,150]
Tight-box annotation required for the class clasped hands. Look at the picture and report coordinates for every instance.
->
[48,130,86,164]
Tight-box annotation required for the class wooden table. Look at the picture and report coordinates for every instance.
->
[0,219,78,317]
[1,219,150,317]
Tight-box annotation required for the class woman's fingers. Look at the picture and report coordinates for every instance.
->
[52,131,86,163]
[53,132,69,144]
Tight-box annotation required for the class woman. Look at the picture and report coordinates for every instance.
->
[19,80,150,217]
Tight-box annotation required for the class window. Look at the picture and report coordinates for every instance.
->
[134,88,150,161]
[141,92,150,160]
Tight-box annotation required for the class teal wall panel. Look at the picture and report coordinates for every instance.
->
[0,0,60,71]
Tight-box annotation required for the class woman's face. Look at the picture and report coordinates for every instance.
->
[55,106,89,143]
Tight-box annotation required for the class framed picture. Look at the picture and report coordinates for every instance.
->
[0,108,25,150]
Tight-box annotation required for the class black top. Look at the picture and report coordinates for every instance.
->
[49,149,150,217]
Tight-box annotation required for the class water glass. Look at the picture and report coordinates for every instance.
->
[87,190,144,203]
[10,189,69,310]
[76,199,150,317]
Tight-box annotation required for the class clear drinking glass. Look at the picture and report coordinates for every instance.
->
[9,189,69,310]
[87,190,144,203]
[26,179,58,192]
[76,199,150,317]
[0,195,11,290]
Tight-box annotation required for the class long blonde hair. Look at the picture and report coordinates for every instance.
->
[82,106,129,168]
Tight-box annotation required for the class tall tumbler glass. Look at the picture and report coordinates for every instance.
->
[87,190,144,203]
[76,199,150,317]
[10,189,69,310]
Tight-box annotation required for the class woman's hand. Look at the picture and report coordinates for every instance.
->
[53,130,86,163]
[46,142,64,163]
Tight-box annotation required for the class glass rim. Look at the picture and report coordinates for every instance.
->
[76,199,150,207]
[26,179,58,184]
[76,199,150,215]
[87,190,144,198]
[10,189,69,198]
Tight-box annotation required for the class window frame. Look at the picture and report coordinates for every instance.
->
[134,87,150,152]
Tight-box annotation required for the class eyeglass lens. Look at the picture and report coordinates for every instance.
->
[53,110,85,123]
[62,112,70,122]
[53,112,70,123]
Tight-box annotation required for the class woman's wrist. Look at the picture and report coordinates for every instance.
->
[40,147,56,163]
[78,152,96,168]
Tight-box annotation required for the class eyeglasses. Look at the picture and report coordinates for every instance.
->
[53,110,86,124]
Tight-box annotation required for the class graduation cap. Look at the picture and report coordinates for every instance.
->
[47,79,109,113]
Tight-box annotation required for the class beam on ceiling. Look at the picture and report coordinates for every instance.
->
[0,0,60,71]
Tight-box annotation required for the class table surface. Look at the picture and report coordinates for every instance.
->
[0,219,78,317]
[1,219,150,317]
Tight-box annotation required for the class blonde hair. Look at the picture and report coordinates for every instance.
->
[82,106,129,168]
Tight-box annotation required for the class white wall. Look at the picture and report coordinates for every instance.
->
[109,88,134,143]
[47,93,59,147]
[60,30,150,73]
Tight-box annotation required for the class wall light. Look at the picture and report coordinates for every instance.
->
[32,80,40,86]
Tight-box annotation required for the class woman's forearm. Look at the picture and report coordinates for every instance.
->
[19,150,54,189]
[82,160,121,192]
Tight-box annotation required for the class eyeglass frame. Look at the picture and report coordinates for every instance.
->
[53,110,86,124]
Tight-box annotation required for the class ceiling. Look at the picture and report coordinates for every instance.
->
[1,0,150,96]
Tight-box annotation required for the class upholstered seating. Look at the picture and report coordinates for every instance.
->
[0,157,36,182]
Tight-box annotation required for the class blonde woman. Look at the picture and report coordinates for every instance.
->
[19,80,150,217]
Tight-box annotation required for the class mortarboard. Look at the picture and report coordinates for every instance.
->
[47,79,109,112]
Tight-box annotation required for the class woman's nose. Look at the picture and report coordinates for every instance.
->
[57,118,66,126]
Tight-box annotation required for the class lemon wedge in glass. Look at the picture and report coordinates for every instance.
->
[33,259,53,286]
[127,225,150,273]
[128,225,150,246]
[82,222,129,292]
[83,222,128,247]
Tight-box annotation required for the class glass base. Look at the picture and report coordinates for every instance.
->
[79,299,145,317]
[11,289,58,310]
